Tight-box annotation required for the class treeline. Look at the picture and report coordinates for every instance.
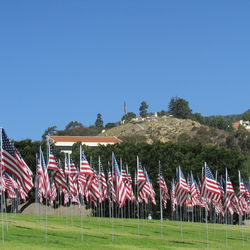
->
[14,140,247,216]
[15,140,247,187]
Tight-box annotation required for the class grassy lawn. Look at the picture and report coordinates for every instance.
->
[0,213,249,249]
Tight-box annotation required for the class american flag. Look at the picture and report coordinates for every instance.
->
[175,167,189,207]
[80,148,94,175]
[122,165,136,202]
[211,175,225,215]
[53,167,68,190]
[64,153,70,175]
[77,173,86,197]
[68,155,78,196]
[98,157,108,201]
[108,168,117,203]
[113,152,127,208]
[37,147,51,200]
[238,171,248,213]
[137,160,148,204]
[200,163,221,204]
[189,172,201,206]
[238,170,247,197]
[47,144,59,171]
[50,180,57,206]
[144,168,156,205]
[0,173,5,193]
[126,167,136,202]
[1,129,33,193]
[17,179,28,201]
[69,155,78,176]
[224,169,239,215]
[86,170,101,206]
[158,169,170,209]
[171,179,177,212]
[3,172,17,199]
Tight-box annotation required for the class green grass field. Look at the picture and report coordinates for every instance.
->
[0,213,249,249]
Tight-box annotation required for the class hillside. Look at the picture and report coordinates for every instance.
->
[101,117,228,145]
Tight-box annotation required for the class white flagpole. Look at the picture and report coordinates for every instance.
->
[136,156,140,240]
[45,143,49,243]
[0,128,4,244]
[238,170,245,247]
[225,168,228,248]
[111,156,115,241]
[159,161,163,238]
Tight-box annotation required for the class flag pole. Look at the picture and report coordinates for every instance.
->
[111,154,115,241]
[136,156,140,240]
[225,168,228,248]
[159,161,163,238]
[45,143,49,243]
[0,128,4,244]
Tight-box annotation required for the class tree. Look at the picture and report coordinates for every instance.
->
[139,101,149,118]
[105,122,117,129]
[121,112,136,123]
[65,121,83,130]
[190,113,204,124]
[242,110,250,121]
[168,97,192,119]
[95,113,104,129]
[157,110,167,117]
[42,126,57,140]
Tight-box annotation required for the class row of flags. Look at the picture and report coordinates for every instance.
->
[172,164,250,216]
[0,128,250,218]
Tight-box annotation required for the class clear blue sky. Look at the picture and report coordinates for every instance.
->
[1,0,250,141]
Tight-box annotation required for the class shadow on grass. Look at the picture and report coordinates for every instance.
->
[169,240,195,245]
[15,225,32,230]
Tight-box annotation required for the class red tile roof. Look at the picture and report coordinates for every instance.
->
[49,136,121,143]
[232,122,240,129]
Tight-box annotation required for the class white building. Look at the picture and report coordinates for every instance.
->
[49,136,121,153]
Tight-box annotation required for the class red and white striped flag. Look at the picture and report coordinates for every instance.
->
[47,144,59,171]
[113,152,127,208]
[36,147,51,201]
[171,179,177,212]
[108,168,117,203]
[98,157,108,202]
[158,171,170,209]
[1,129,33,193]
[80,147,94,175]
[200,163,221,206]
[175,167,190,207]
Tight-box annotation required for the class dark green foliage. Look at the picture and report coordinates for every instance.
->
[190,113,204,124]
[105,122,117,129]
[177,133,191,143]
[139,101,149,118]
[80,141,246,186]
[242,110,250,121]
[121,112,136,123]
[56,125,100,136]
[204,116,228,130]
[168,97,192,119]
[157,110,168,117]
[42,126,57,140]
[95,113,104,129]
[65,121,83,130]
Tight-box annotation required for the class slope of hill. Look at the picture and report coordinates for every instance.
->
[101,117,228,145]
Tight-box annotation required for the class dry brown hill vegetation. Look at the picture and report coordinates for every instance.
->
[101,117,228,145]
